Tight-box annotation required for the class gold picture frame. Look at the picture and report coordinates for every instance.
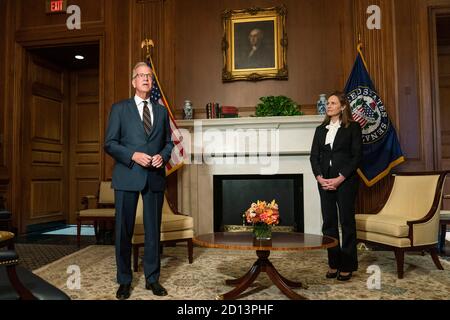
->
[222,6,288,82]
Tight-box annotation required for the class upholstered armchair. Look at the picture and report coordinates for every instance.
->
[355,171,447,278]
[77,181,115,247]
[0,231,70,300]
[132,194,194,272]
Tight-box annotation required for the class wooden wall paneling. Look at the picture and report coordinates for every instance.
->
[161,0,177,206]
[416,0,445,172]
[350,0,402,214]
[15,0,106,43]
[438,46,450,168]
[69,69,100,224]
[352,0,397,122]
[1,1,16,227]
[394,0,424,170]
[102,1,115,181]
[20,54,69,231]
[103,0,131,180]
[424,1,450,209]
[0,0,5,172]
[174,0,354,119]
[159,0,176,108]
[16,0,104,31]
[0,0,9,213]
[128,0,180,205]
[438,39,450,208]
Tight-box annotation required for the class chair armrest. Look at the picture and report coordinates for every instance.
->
[81,195,98,210]
[165,196,188,216]
[0,250,19,267]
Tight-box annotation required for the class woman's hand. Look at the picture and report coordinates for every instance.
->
[317,175,346,191]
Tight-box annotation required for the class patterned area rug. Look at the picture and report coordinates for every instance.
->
[33,245,450,300]
[15,243,79,270]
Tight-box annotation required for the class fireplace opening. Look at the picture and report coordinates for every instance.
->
[213,174,304,232]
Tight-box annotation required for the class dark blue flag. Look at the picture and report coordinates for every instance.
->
[344,45,404,186]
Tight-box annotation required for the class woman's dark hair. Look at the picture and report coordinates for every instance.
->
[321,91,354,128]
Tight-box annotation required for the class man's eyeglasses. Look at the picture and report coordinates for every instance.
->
[134,73,152,79]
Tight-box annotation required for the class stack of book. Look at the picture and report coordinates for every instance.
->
[220,106,238,118]
[206,103,239,118]
[205,102,221,119]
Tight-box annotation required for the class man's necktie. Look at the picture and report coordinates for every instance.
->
[143,101,152,135]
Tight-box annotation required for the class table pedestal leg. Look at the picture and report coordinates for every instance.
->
[217,250,307,300]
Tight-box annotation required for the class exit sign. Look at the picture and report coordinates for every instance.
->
[46,0,67,14]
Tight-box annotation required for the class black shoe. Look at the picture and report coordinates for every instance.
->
[326,270,338,279]
[116,284,131,300]
[145,281,168,296]
[337,272,352,281]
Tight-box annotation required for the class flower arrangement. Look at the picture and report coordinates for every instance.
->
[243,200,280,226]
[243,200,279,240]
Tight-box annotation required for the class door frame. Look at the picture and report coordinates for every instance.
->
[12,36,105,233]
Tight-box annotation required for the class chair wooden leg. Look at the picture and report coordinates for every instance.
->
[94,221,100,243]
[429,247,444,270]
[440,224,447,253]
[394,248,404,279]
[6,266,36,300]
[187,238,193,264]
[76,219,81,248]
[133,245,139,272]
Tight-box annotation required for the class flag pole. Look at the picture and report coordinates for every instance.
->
[140,38,185,176]
[356,39,369,72]
[140,38,176,119]
[141,38,154,62]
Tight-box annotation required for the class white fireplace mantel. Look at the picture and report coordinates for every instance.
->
[176,115,324,236]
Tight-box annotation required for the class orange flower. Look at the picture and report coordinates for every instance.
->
[244,199,280,226]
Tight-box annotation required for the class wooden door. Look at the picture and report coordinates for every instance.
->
[21,53,69,232]
[68,69,101,224]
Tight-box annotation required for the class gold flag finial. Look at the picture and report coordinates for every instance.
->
[141,39,154,60]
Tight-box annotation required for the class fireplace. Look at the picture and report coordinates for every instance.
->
[213,174,304,232]
[176,115,324,235]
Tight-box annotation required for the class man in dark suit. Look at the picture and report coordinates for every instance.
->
[104,62,174,299]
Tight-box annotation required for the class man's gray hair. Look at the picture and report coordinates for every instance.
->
[132,62,152,79]
[249,28,263,39]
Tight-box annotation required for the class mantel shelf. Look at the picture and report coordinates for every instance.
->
[176,115,324,128]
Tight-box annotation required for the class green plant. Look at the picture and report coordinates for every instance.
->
[255,95,303,117]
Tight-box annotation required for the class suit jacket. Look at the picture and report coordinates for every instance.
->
[310,121,362,179]
[104,98,174,192]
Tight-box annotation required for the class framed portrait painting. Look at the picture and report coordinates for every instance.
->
[222,6,288,82]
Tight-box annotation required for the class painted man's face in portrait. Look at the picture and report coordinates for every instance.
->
[248,28,263,48]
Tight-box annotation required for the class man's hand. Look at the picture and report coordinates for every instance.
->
[132,152,153,167]
[151,154,164,168]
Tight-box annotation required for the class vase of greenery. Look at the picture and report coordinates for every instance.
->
[255,95,302,117]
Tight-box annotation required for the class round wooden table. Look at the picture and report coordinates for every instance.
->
[193,232,338,300]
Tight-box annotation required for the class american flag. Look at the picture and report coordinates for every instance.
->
[146,58,184,175]
[352,98,369,128]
